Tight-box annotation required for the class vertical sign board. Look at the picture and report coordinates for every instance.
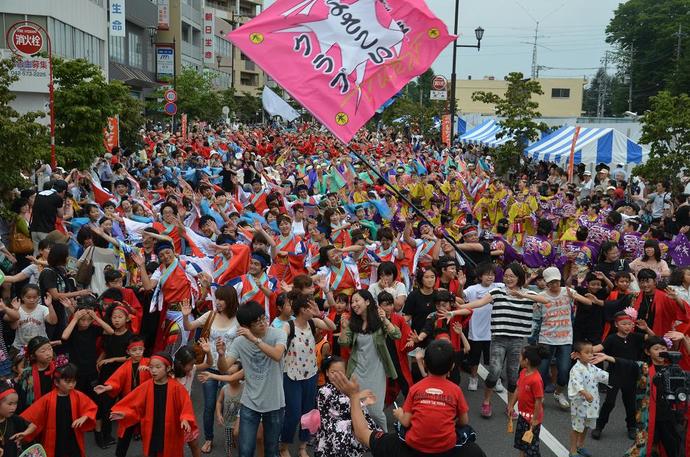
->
[441,114,451,146]
[203,9,215,65]
[156,46,174,82]
[109,0,126,37]
[158,0,170,30]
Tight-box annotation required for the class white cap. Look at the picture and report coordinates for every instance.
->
[543,267,561,284]
[583,171,592,176]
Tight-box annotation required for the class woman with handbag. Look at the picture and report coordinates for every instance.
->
[181,285,240,454]
[75,225,120,295]
[8,197,33,273]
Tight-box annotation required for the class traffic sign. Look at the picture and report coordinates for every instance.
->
[430,90,447,101]
[11,25,43,56]
[164,89,177,103]
[164,102,177,116]
[432,75,448,91]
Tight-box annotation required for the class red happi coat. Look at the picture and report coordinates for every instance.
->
[112,378,197,457]
[21,389,97,457]
[104,358,152,398]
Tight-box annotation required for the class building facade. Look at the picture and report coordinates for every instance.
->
[454,77,586,118]
[108,0,159,99]
[0,0,108,115]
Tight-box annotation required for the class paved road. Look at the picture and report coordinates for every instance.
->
[83,368,633,457]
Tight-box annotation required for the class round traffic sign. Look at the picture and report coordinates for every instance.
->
[12,25,43,56]
[164,102,177,116]
[164,89,177,103]
[432,75,448,91]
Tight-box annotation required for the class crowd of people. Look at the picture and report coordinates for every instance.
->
[0,121,687,457]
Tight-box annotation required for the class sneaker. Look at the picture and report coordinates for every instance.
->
[554,392,570,409]
[591,429,602,440]
[494,378,505,393]
[627,428,636,440]
[577,447,593,457]
[480,402,492,418]
[468,376,479,391]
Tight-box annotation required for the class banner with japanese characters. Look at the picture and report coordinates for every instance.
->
[203,9,215,65]
[104,116,120,152]
[227,0,454,143]
[110,0,126,37]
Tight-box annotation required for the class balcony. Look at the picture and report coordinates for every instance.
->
[181,41,201,60]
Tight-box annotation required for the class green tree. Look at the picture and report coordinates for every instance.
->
[633,91,690,191]
[109,81,144,152]
[53,58,119,169]
[0,57,48,201]
[177,68,221,120]
[471,72,548,175]
[606,0,690,111]
[234,91,263,123]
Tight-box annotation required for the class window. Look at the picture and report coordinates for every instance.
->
[240,71,258,86]
[109,35,126,63]
[215,36,231,58]
[128,32,142,68]
[551,88,571,98]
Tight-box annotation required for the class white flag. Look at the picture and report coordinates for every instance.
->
[262,86,300,122]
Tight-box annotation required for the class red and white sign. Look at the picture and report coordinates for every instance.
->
[164,89,177,102]
[181,113,188,141]
[158,0,170,30]
[11,25,43,56]
[203,9,215,65]
[432,75,447,91]
[441,114,451,146]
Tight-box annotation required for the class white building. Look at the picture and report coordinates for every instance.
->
[0,0,108,116]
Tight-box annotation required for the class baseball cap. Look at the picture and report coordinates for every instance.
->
[543,267,561,284]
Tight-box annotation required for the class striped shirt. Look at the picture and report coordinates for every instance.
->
[489,287,537,338]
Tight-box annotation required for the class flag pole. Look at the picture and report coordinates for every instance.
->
[348,149,476,268]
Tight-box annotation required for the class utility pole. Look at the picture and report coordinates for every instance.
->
[676,24,685,72]
[531,21,539,79]
[628,44,633,113]
[597,51,610,118]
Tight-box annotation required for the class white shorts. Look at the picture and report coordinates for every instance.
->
[571,415,596,433]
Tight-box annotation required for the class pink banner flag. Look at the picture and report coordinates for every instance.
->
[227,0,454,143]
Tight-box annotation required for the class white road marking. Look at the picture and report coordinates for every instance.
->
[477,364,570,457]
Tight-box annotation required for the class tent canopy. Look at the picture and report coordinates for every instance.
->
[524,126,649,166]
[458,118,512,148]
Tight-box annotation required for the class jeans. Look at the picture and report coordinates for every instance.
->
[539,344,572,388]
[280,374,317,443]
[201,368,221,440]
[486,336,525,392]
[238,405,284,457]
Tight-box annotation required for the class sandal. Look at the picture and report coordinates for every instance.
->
[201,440,213,454]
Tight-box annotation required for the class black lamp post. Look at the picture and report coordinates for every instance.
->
[448,16,484,145]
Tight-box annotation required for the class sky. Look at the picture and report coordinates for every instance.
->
[261,0,625,82]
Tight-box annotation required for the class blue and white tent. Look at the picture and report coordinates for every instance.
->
[524,126,649,166]
[458,118,513,148]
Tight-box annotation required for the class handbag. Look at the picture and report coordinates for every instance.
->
[193,310,216,364]
[9,222,32,255]
[75,247,95,285]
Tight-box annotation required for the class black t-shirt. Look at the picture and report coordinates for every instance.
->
[100,330,133,380]
[66,326,103,377]
[0,415,29,457]
[39,267,75,340]
[573,287,608,344]
[332,313,344,357]
[637,294,656,332]
[594,260,630,282]
[39,368,53,397]
[55,394,80,457]
[29,190,63,233]
[402,289,435,333]
[603,332,645,361]
[149,383,168,455]
[220,169,235,192]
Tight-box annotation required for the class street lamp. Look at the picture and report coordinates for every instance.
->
[216,54,234,90]
[448,4,484,145]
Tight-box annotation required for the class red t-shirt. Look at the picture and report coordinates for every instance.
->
[402,376,469,453]
[516,368,544,423]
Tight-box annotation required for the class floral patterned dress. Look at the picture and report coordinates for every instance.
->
[315,382,380,457]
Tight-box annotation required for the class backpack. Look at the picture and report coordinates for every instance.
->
[287,319,317,351]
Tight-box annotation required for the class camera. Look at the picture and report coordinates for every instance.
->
[656,351,690,406]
